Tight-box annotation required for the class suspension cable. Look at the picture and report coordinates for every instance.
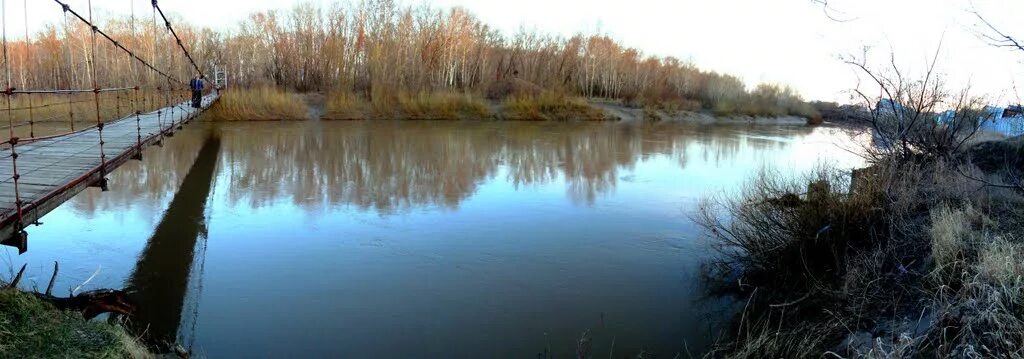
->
[53,0,184,86]
[21,0,31,137]
[2,0,25,234]
[167,16,178,130]
[86,0,108,184]
[152,0,204,79]
[12,87,137,95]
[152,3,164,139]
[61,7,74,131]
[131,0,141,157]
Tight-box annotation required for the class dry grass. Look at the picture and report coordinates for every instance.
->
[925,207,1024,358]
[711,98,822,124]
[324,90,609,121]
[208,87,307,121]
[323,91,372,120]
[929,204,980,275]
[0,288,152,358]
[397,92,494,120]
[500,91,608,121]
[323,91,495,120]
[977,238,1024,283]
[698,157,1024,358]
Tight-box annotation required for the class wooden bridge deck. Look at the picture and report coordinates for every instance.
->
[0,92,219,251]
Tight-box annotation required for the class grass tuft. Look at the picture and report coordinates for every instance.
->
[500,91,608,121]
[323,91,495,120]
[397,92,494,120]
[0,288,149,358]
[208,87,307,121]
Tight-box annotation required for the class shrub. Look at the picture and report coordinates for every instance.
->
[696,166,889,301]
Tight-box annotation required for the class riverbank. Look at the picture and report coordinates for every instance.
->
[0,287,150,358]
[206,88,821,125]
[698,134,1024,357]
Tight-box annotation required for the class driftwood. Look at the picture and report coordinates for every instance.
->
[32,290,135,320]
[6,261,135,320]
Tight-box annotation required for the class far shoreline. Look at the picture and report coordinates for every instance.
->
[205,89,822,125]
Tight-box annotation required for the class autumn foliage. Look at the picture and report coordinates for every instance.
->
[6,0,816,120]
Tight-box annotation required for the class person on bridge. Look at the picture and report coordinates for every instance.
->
[190,75,205,108]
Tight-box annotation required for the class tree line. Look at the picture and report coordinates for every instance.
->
[6,0,813,117]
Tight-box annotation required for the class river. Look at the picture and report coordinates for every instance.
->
[4,120,864,357]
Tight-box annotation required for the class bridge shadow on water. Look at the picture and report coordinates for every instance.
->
[124,132,221,350]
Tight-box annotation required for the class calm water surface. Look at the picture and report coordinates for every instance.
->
[5,120,863,357]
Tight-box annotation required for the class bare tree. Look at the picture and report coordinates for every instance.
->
[972,9,1024,54]
[844,48,990,163]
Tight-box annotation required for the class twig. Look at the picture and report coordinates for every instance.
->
[955,167,1023,191]
[8,263,27,288]
[45,261,59,296]
[738,287,759,340]
[608,335,615,359]
[769,290,815,308]
[71,265,101,296]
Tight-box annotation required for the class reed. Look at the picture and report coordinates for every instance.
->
[323,91,495,120]
[208,87,307,121]
[500,91,608,121]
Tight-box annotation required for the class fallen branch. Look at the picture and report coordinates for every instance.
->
[45,261,58,296]
[4,261,134,320]
[7,263,27,288]
[33,289,135,320]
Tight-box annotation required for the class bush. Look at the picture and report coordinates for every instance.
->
[697,166,888,303]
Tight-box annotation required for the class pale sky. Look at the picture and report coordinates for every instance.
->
[8,0,1024,104]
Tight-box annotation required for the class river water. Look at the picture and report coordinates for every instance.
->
[4,120,863,357]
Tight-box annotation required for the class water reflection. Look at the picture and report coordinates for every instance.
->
[125,134,220,349]
[68,131,207,223]
[71,121,819,214]
[11,121,865,357]
[221,122,819,209]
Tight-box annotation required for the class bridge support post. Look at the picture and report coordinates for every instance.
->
[1,229,27,254]
[90,178,109,192]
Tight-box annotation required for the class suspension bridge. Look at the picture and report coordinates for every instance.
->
[0,0,222,253]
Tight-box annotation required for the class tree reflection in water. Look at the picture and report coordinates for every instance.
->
[70,121,818,215]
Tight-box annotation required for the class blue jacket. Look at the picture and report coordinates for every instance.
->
[190,78,204,91]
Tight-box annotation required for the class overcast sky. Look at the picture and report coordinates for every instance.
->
[10,0,1024,103]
